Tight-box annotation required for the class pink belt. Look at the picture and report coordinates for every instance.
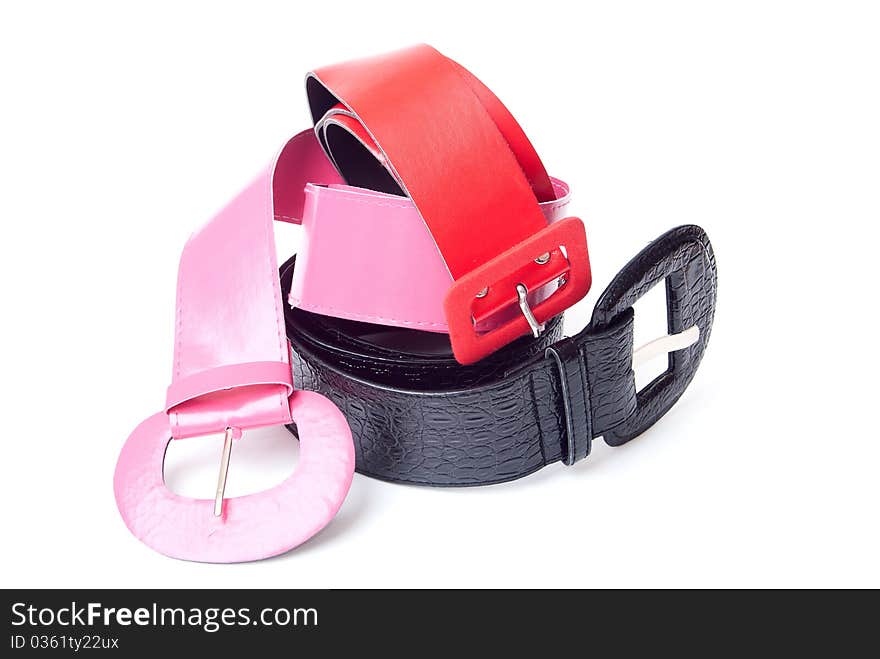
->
[114,45,590,563]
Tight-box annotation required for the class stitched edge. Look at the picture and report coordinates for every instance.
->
[264,175,290,416]
[290,297,449,330]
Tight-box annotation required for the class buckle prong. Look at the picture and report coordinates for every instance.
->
[213,427,240,517]
[632,325,699,369]
[444,216,590,364]
[516,284,545,338]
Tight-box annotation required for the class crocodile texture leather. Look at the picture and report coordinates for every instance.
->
[281,225,717,486]
[592,225,717,445]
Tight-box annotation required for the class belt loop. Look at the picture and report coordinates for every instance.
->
[545,338,593,465]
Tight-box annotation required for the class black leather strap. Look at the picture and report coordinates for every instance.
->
[282,225,717,486]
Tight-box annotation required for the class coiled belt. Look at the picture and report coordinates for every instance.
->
[283,225,717,486]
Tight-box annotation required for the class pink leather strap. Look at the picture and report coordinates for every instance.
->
[289,178,572,331]
[272,129,345,224]
[167,132,341,438]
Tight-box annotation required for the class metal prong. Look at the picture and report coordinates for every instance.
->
[213,427,236,517]
[516,284,544,338]
[632,325,700,369]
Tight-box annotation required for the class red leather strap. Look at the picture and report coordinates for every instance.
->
[306,44,591,364]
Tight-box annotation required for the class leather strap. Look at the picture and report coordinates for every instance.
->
[114,129,357,563]
[289,177,572,332]
[167,163,294,438]
[306,45,592,363]
[308,44,556,267]
[282,225,717,486]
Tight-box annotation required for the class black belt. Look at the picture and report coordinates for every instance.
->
[282,225,717,486]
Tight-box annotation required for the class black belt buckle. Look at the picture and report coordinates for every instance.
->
[591,224,718,446]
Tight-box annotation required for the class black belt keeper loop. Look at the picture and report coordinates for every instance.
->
[545,340,594,464]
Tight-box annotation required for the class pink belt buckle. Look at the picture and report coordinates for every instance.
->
[114,391,354,563]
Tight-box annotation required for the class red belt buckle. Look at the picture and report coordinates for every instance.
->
[444,217,592,365]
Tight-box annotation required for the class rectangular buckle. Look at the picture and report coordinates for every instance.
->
[444,217,591,365]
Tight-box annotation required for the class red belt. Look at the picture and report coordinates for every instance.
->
[306,44,591,364]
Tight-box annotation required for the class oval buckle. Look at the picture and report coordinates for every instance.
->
[113,390,355,563]
[590,224,717,446]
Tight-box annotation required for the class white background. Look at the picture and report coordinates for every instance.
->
[1,1,877,588]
